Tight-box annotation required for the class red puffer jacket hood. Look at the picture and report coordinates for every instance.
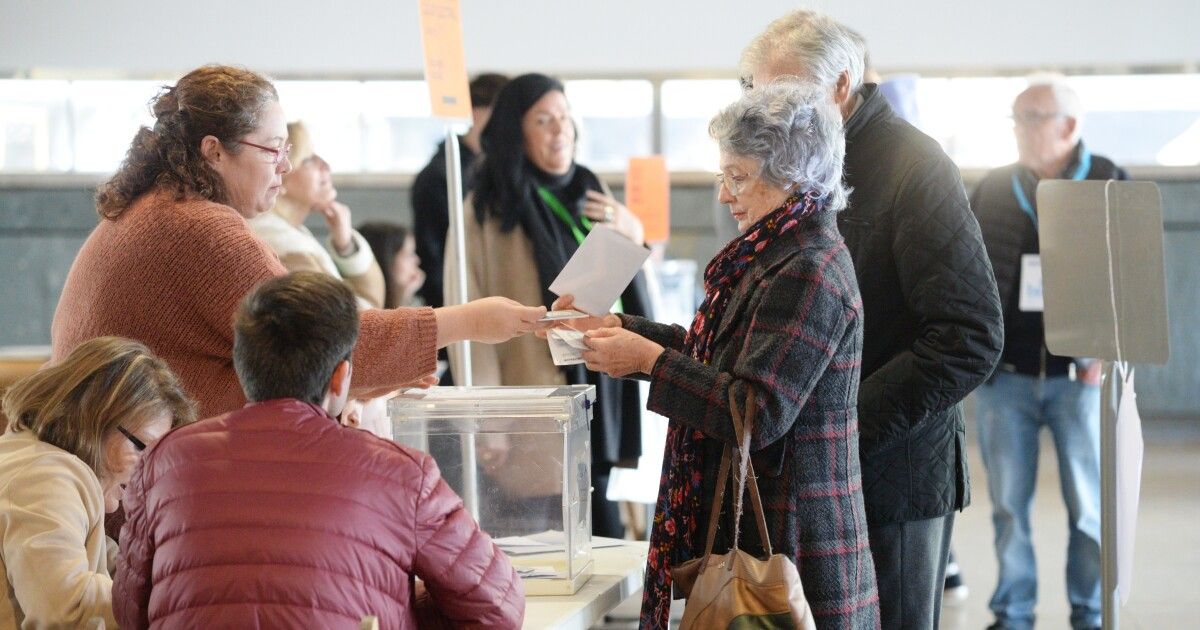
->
[113,398,523,629]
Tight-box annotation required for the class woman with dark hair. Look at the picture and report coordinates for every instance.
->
[358,221,425,309]
[444,73,651,538]
[50,65,547,421]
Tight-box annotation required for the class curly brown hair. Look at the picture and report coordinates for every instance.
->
[95,65,278,219]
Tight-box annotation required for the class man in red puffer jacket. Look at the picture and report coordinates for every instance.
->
[113,271,524,629]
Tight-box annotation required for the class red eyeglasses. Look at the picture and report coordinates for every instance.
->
[236,140,292,166]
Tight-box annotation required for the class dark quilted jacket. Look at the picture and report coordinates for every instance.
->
[113,399,523,629]
[970,143,1127,377]
[840,85,1004,525]
[626,210,880,628]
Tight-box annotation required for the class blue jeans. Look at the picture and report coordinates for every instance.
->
[976,371,1101,630]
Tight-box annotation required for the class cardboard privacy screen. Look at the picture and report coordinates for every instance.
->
[1036,180,1169,364]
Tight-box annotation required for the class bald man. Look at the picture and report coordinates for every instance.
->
[969,81,1127,630]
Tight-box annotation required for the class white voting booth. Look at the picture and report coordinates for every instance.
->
[1037,180,1169,630]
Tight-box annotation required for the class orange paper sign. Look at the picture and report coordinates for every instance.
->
[417,0,472,121]
[625,156,671,243]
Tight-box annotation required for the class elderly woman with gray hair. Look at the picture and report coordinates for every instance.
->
[551,82,879,628]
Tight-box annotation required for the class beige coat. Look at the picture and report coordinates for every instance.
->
[249,210,385,309]
[0,431,116,629]
[443,196,566,389]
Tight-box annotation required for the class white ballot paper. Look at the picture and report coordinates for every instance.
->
[1019,253,1044,312]
[1116,369,1144,605]
[538,309,589,322]
[548,226,650,315]
[548,328,589,366]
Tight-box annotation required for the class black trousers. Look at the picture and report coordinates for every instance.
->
[869,512,956,630]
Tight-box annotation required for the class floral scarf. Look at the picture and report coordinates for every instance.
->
[640,190,824,628]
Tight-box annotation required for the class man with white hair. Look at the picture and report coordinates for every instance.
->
[741,11,1004,629]
[968,80,1126,630]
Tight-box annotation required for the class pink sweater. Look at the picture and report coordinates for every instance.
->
[51,189,437,419]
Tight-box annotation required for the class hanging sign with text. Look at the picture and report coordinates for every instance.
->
[417,0,471,121]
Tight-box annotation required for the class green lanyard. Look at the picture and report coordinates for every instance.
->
[537,185,592,245]
[535,185,624,314]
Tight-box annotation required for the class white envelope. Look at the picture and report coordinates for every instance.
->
[548,226,650,315]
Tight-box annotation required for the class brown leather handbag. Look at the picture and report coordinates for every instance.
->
[670,388,817,630]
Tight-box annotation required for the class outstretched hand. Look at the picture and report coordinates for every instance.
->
[468,296,549,344]
[581,327,664,378]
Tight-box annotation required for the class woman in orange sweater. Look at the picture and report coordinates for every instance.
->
[51,65,546,420]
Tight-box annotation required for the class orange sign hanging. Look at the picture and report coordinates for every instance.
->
[625,156,671,243]
[417,0,472,121]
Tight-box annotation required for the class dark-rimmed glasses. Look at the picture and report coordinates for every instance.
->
[237,140,292,166]
[117,425,147,452]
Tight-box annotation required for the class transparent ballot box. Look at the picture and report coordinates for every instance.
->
[389,385,595,595]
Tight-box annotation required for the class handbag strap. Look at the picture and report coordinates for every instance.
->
[697,385,774,575]
[731,388,773,556]
[699,441,733,567]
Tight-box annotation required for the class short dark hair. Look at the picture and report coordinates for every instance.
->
[233,272,359,405]
[469,73,510,109]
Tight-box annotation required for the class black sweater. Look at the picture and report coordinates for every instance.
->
[411,139,477,309]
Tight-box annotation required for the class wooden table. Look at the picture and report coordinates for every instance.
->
[522,539,647,630]
[0,345,51,427]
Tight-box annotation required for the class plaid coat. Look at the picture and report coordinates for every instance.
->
[625,210,880,628]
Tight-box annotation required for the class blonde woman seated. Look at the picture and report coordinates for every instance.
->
[250,120,385,309]
[0,337,194,629]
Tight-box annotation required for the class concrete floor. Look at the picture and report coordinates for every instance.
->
[597,413,1200,629]
[942,416,1200,630]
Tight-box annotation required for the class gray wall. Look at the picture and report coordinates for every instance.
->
[1,177,1197,420]
[4,0,1197,76]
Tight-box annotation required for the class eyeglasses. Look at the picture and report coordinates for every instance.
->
[236,140,292,166]
[117,425,147,452]
[715,172,750,197]
[1010,111,1066,127]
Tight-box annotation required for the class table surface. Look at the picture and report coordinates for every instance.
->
[522,539,648,630]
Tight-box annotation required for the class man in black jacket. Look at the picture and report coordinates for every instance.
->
[742,11,1004,628]
[411,73,508,310]
[970,80,1125,630]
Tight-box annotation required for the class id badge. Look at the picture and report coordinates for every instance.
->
[1018,254,1044,312]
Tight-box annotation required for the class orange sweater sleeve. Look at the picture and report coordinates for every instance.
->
[352,307,439,396]
[183,202,438,398]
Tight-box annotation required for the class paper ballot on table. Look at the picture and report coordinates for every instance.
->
[548,328,589,366]
[1116,369,1144,605]
[548,226,650,315]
